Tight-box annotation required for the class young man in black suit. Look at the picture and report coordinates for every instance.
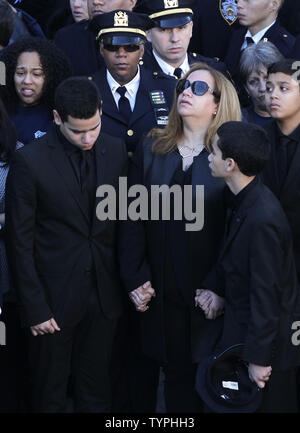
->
[5,77,128,412]
[197,121,300,412]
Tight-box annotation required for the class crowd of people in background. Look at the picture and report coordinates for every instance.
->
[0,0,299,414]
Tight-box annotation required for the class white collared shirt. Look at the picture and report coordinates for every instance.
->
[240,20,276,51]
[152,50,190,78]
[106,67,141,111]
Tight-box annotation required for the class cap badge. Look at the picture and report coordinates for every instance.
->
[164,0,179,9]
[114,11,128,27]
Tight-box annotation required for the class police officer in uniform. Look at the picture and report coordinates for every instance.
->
[134,0,229,80]
[54,0,137,76]
[88,9,176,154]
[225,0,295,107]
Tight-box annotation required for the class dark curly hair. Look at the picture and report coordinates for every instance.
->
[0,36,72,109]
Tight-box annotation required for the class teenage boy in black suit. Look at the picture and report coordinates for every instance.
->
[5,77,128,412]
[196,121,300,412]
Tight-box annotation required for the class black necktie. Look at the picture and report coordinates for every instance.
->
[245,37,254,47]
[80,150,91,193]
[117,86,131,122]
[174,67,183,79]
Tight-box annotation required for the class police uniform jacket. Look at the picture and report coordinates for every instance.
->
[202,177,300,371]
[142,42,229,78]
[54,19,104,76]
[91,66,177,153]
[119,137,226,363]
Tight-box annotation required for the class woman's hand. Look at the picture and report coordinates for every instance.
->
[248,363,272,389]
[195,289,225,319]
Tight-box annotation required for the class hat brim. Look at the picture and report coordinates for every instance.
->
[99,34,145,45]
[153,14,193,29]
[195,355,262,413]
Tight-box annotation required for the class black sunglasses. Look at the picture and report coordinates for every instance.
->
[103,44,141,52]
[176,79,219,99]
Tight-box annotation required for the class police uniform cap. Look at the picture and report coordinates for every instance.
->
[134,0,195,29]
[89,9,154,46]
[195,344,262,413]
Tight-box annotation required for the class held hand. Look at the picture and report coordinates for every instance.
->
[129,281,156,312]
[30,318,61,336]
[195,289,225,319]
[248,363,272,389]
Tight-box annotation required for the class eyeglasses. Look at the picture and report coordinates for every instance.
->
[102,44,141,52]
[176,79,219,99]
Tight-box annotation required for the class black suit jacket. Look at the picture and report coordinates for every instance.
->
[54,20,103,76]
[203,178,300,371]
[261,121,300,281]
[91,67,176,152]
[5,126,128,328]
[119,137,226,363]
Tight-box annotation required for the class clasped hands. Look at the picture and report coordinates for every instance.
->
[195,288,225,319]
[129,281,156,312]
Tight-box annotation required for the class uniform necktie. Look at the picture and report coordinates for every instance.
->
[245,37,254,47]
[174,67,183,79]
[117,86,131,123]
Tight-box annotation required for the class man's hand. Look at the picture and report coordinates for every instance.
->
[129,281,156,312]
[30,318,61,336]
[195,289,225,319]
[248,363,272,388]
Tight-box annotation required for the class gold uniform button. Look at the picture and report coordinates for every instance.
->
[88,76,93,80]
[127,129,134,136]
[139,60,144,65]
[283,34,288,38]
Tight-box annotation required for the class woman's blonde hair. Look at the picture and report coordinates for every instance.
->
[149,62,242,154]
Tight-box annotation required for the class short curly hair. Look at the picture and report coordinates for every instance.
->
[0,36,72,109]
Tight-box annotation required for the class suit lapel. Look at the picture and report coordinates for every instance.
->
[92,134,107,232]
[47,128,90,223]
[129,73,152,125]
[149,149,181,187]
[282,139,300,192]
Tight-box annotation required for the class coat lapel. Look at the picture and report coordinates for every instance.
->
[282,140,300,192]
[47,128,90,223]
[149,148,181,187]
[92,133,107,233]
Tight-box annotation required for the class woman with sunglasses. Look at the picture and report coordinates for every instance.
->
[88,10,176,155]
[119,62,241,412]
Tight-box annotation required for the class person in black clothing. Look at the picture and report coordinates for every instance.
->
[119,62,241,412]
[197,120,300,412]
[0,37,71,145]
[0,0,16,51]
[5,77,128,413]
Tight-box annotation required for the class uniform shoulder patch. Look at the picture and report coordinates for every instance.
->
[219,0,238,26]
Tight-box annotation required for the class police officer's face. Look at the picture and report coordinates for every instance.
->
[88,0,136,18]
[236,0,279,32]
[147,22,193,67]
[70,0,89,22]
[14,51,45,107]
[245,65,268,113]
[53,109,102,151]
[100,43,144,85]
[265,72,300,123]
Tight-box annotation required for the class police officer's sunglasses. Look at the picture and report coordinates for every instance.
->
[176,79,219,99]
[103,43,141,52]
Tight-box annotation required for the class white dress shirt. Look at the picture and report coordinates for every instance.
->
[152,50,190,78]
[106,67,141,111]
[240,20,276,51]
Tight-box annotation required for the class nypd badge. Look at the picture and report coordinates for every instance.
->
[114,11,128,27]
[219,0,238,26]
[164,0,179,9]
